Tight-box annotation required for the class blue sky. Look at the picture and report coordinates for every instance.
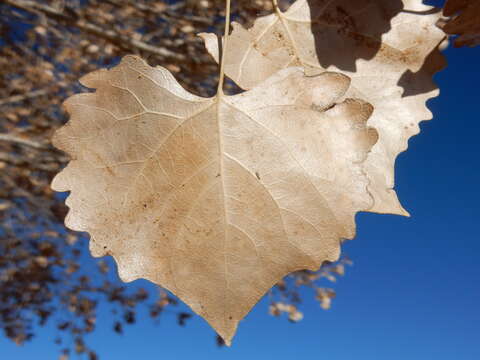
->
[2,23,480,360]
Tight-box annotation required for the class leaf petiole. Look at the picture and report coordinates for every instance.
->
[217,0,232,96]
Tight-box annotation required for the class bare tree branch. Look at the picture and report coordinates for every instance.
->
[0,133,48,149]
[3,0,186,60]
[0,89,48,106]
[0,151,61,172]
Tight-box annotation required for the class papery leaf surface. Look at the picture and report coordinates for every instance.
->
[52,55,378,344]
[200,0,446,215]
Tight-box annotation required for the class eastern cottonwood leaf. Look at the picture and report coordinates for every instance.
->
[441,0,480,47]
[51,55,378,344]
[200,0,446,215]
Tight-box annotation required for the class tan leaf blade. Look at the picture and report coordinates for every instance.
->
[51,55,377,344]
[441,0,480,47]
[200,0,446,216]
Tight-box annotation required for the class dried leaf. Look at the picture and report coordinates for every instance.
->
[316,288,335,310]
[0,201,11,211]
[200,0,446,215]
[288,308,303,322]
[441,0,480,47]
[34,256,49,268]
[113,322,123,334]
[51,55,377,344]
[177,312,192,326]
[269,304,281,317]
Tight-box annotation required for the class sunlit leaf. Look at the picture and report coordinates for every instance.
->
[200,0,446,215]
[51,55,377,344]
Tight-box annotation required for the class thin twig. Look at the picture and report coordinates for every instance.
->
[217,0,231,95]
[0,152,61,172]
[0,89,48,106]
[0,133,48,149]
